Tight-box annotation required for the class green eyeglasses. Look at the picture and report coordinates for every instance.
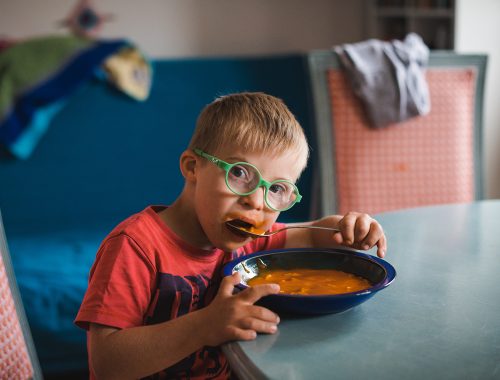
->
[194,149,302,212]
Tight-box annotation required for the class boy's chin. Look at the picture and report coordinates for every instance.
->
[217,237,252,252]
[209,224,255,251]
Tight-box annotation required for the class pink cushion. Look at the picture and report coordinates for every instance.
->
[0,254,34,379]
[327,68,476,215]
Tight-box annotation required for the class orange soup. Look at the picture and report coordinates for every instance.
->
[243,226,266,235]
[247,268,371,295]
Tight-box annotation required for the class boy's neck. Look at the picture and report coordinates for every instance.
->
[158,197,215,251]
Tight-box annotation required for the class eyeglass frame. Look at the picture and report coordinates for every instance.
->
[193,148,302,211]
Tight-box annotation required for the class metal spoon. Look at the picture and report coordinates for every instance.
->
[226,221,341,238]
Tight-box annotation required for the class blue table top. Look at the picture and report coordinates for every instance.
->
[223,200,500,379]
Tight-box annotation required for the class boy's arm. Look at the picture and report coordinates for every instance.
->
[284,213,387,258]
[89,313,208,379]
[88,273,280,379]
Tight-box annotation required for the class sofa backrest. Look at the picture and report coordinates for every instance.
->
[0,55,313,234]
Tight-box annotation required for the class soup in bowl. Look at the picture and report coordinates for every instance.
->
[222,248,396,315]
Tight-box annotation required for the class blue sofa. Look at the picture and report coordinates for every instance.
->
[0,54,315,376]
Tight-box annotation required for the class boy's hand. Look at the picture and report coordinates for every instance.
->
[200,272,280,346]
[285,213,387,258]
[330,212,387,258]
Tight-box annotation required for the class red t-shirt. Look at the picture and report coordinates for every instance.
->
[75,205,286,379]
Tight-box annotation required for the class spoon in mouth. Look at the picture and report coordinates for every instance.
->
[226,221,341,238]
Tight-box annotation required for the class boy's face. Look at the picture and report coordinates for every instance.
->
[193,145,304,252]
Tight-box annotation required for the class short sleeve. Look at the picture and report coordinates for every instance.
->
[75,234,156,330]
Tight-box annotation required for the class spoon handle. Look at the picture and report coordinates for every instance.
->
[284,226,341,233]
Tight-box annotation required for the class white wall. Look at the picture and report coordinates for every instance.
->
[0,0,365,58]
[455,0,500,199]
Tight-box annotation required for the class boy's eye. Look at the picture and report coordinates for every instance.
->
[229,164,250,180]
[269,182,289,195]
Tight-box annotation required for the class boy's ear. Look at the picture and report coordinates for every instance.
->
[179,150,198,181]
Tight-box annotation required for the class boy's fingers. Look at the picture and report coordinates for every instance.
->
[360,222,384,250]
[247,305,280,323]
[240,317,279,334]
[354,216,372,242]
[376,234,387,258]
[332,231,344,244]
[339,213,356,244]
[218,272,242,297]
[227,326,258,341]
[239,283,280,304]
[360,225,387,257]
[229,320,278,341]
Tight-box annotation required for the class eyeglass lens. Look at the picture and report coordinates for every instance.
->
[227,163,297,210]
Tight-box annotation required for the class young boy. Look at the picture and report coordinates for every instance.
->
[75,92,387,379]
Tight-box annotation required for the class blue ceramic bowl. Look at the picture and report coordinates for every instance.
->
[222,248,396,315]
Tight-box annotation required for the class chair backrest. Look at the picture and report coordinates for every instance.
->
[307,50,487,216]
[0,211,43,380]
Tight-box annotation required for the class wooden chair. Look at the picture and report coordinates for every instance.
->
[0,211,43,380]
[306,50,487,216]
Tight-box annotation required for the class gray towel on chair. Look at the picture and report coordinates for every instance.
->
[334,33,430,128]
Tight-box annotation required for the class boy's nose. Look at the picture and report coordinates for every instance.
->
[240,187,266,210]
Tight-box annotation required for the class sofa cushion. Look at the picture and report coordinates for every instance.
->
[8,227,106,374]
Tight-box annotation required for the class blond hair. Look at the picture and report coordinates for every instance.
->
[189,92,309,173]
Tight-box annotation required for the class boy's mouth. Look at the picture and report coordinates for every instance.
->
[225,218,266,237]
[227,219,253,229]
[225,219,254,237]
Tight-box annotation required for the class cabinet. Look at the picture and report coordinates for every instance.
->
[365,0,455,50]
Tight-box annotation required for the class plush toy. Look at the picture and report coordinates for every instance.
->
[60,0,113,38]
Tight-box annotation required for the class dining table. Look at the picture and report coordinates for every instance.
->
[222,200,500,379]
